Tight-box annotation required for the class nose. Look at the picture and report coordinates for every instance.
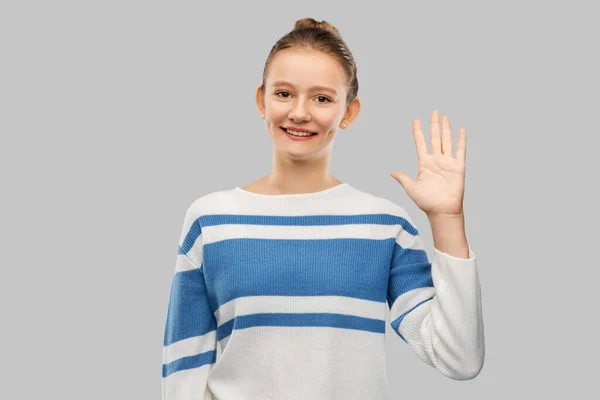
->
[288,99,311,122]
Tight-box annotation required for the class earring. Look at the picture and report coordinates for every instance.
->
[341,122,347,128]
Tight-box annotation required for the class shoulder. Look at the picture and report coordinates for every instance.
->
[348,184,415,223]
[181,187,240,222]
[346,184,420,238]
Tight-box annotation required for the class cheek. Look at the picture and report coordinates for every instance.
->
[314,111,341,129]
[265,99,287,115]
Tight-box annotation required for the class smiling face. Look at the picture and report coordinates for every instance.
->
[256,47,359,162]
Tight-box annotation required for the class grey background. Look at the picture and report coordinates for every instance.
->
[2,0,598,398]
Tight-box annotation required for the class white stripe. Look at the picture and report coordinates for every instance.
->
[162,366,213,400]
[198,222,423,254]
[396,228,425,251]
[190,185,415,221]
[218,335,231,350]
[389,286,436,324]
[214,295,385,327]
[174,252,200,273]
[202,185,406,217]
[202,223,403,245]
[211,326,388,398]
[163,330,217,365]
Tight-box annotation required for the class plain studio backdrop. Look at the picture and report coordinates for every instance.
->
[1,1,598,398]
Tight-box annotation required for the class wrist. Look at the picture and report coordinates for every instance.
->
[427,212,465,221]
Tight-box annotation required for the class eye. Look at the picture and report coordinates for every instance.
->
[275,91,331,104]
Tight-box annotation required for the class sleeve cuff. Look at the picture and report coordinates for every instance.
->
[433,244,476,261]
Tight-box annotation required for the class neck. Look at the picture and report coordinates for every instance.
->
[260,152,341,195]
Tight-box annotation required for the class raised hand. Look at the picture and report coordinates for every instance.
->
[390,110,467,217]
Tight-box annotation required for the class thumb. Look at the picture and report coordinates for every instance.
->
[390,171,414,192]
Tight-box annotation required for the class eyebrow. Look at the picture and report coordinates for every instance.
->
[270,80,338,95]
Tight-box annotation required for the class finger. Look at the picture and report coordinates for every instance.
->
[456,128,467,163]
[430,110,441,155]
[412,119,428,160]
[441,116,453,156]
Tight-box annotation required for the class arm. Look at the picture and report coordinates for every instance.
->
[387,218,484,380]
[162,206,218,399]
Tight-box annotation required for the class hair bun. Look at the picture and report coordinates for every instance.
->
[293,17,341,38]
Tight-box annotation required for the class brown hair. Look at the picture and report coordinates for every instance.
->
[260,18,359,106]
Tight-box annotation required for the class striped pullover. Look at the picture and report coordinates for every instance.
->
[161,182,485,399]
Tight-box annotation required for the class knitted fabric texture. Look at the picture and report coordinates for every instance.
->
[162,183,484,400]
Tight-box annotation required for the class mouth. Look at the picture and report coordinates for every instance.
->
[280,127,318,137]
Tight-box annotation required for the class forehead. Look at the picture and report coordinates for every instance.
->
[266,48,346,91]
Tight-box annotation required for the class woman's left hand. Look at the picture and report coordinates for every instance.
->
[390,110,467,217]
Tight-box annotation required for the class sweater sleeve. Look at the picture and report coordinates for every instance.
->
[387,225,485,380]
[162,207,218,399]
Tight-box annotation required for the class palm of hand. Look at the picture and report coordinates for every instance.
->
[391,110,467,217]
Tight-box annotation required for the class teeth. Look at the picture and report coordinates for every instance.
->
[286,128,315,137]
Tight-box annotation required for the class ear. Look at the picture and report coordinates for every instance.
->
[255,85,265,118]
[340,97,361,127]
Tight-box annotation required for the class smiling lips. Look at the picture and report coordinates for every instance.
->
[281,127,318,140]
[281,126,317,135]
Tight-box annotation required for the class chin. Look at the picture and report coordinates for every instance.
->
[274,145,314,160]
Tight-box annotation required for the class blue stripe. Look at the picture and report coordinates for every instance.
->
[203,238,395,311]
[387,243,432,306]
[179,218,202,255]
[163,267,217,346]
[200,213,417,230]
[217,313,385,341]
[179,213,419,257]
[390,296,434,342]
[162,350,217,377]
[217,318,235,342]
[171,212,432,348]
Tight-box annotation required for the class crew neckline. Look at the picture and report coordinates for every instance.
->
[234,182,350,198]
